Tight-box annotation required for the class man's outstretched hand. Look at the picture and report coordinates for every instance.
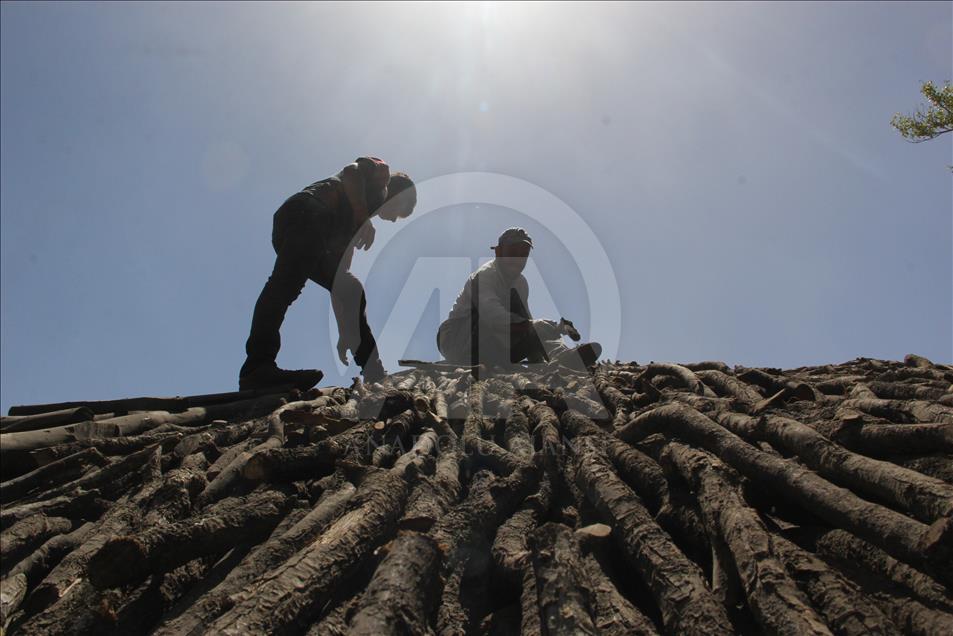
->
[336,337,349,365]
[353,222,376,250]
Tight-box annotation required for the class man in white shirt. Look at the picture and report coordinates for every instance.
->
[437,227,601,369]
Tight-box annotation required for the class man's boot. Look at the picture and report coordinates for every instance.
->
[551,342,602,370]
[239,364,324,391]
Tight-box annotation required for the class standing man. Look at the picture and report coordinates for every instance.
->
[437,227,601,370]
[239,157,417,390]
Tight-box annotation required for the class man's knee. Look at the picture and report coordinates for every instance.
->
[330,271,365,305]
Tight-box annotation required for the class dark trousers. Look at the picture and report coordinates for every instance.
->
[240,193,378,378]
[436,291,547,366]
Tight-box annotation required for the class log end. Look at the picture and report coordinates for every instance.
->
[918,515,953,558]
[241,453,270,483]
[88,537,148,589]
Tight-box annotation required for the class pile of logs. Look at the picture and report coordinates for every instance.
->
[1,354,952,635]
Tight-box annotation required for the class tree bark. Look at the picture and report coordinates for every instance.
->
[194,419,284,508]
[814,420,953,457]
[0,516,73,576]
[208,468,409,635]
[618,403,947,566]
[0,448,108,504]
[347,531,441,635]
[661,441,832,636]
[430,465,540,636]
[771,534,901,636]
[0,407,95,434]
[528,522,599,635]
[153,481,356,635]
[572,436,733,635]
[751,414,953,524]
[87,489,289,589]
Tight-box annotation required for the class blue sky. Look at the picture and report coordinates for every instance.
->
[1,1,950,412]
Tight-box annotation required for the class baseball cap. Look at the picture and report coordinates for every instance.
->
[493,227,534,249]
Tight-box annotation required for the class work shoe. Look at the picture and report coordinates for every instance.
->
[239,365,324,391]
[552,342,602,370]
[361,358,387,384]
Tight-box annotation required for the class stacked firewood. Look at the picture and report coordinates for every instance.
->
[1,354,952,635]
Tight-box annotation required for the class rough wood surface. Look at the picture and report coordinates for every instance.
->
[2,356,950,635]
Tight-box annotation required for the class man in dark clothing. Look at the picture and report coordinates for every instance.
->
[239,157,417,391]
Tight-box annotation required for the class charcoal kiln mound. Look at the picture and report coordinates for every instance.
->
[1,354,952,635]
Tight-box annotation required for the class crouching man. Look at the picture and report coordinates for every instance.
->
[436,227,601,370]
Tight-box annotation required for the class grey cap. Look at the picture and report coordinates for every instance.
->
[494,227,534,249]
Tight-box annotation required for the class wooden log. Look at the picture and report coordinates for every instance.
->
[0,448,108,504]
[14,579,115,635]
[18,468,159,618]
[898,455,953,485]
[347,531,441,635]
[1,572,28,629]
[0,401,263,460]
[208,468,409,634]
[430,465,539,636]
[594,373,633,415]
[661,441,832,636]
[815,376,868,395]
[87,489,290,589]
[0,421,134,456]
[172,420,259,462]
[841,398,953,425]
[637,362,714,396]
[737,368,816,401]
[559,409,669,514]
[240,442,340,483]
[875,367,953,384]
[24,443,162,503]
[574,521,660,632]
[741,414,953,524]
[400,433,462,532]
[0,516,72,576]
[618,404,947,566]
[502,406,534,462]
[206,439,254,481]
[0,407,95,433]
[813,420,953,457]
[359,389,416,421]
[195,418,284,508]
[868,382,948,402]
[695,369,764,410]
[139,464,204,531]
[104,556,217,636]
[392,429,439,477]
[0,490,107,532]
[807,529,953,613]
[572,436,733,635]
[6,386,293,417]
[491,477,553,588]
[464,435,525,476]
[870,590,953,636]
[771,534,901,636]
[153,481,355,635]
[519,565,543,636]
[528,522,599,635]
[576,539,659,635]
[683,361,732,373]
[28,430,184,466]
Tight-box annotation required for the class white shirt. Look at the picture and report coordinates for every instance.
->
[444,259,531,329]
